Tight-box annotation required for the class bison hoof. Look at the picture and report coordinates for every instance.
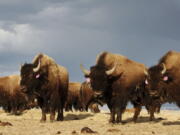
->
[109,119,115,124]
[149,117,155,121]
[120,121,127,124]
[57,117,64,121]
[50,119,55,123]
[133,118,138,123]
[116,120,123,124]
[40,119,46,123]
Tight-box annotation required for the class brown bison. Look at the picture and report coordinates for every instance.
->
[81,51,158,123]
[0,75,28,114]
[65,82,100,113]
[20,53,69,122]
[143,50,180,109]
[65,82,82,111]
[80,82,100,113]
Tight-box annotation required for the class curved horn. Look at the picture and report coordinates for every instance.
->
[161,63,166,74]
[80,64,90,76]
[33,60,41,72]
[106,63,116,75]
[19,63,23,70]
[144,69,148,76]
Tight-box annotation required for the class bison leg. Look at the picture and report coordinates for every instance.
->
[133,105,142,122]
[116,106,126,123]
[40,107,46,122]
[109,108,116,123]
[116,110,122,123]
[50,108,55,122]
[149,106,156,121]
[57,106,64,121]
[11,107,16,115]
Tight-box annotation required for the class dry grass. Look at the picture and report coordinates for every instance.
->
[0,108,180,135]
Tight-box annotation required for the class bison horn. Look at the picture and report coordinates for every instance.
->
[106,63,116,75]
[33,60,41,72]
[161,63,166,74]
[80,64,90,76]
[144,69,148,76]
[19,63,23,70]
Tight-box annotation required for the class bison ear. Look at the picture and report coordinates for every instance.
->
[163,76,168,81]
[145,79,148,85]
[35,74,40,79]
[85,78,91,83]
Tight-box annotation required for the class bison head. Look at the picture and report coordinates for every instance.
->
[20,60,48,95]
[80,64,118,92]
[143,63,171,101]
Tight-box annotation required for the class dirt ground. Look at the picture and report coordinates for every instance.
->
[0,108,180,135]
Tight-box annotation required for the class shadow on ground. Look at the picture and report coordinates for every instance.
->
[65,113,94,121]
[163,121,180,126]
[124,116,166,124]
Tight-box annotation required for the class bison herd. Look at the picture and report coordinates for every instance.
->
[0,50,180,124]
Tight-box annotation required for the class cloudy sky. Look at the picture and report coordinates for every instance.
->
[0,0,180,82]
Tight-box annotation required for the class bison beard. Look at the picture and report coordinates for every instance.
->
[81,51,158,123]
[20,53,69,122]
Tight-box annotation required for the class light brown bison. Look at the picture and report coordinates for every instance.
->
[143,50,180,110]
[81,51,157,123]
[65,82,100,113]
[0,75,28,114]
[65,82,82,111]
[80,82,100,113]
[20,53,69,122]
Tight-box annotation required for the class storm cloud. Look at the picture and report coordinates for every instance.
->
[0,0,179,81]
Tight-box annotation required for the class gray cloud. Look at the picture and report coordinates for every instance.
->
[0,0,179,81]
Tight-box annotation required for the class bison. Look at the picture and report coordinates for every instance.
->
[80,82,100,113]
[143,50,180,110]
[65,82,100,113]
[0,75,28,114]
[20,53,69,122]
[81,51,158,123]
[65,82,82,111]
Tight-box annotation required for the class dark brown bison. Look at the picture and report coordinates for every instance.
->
[20,53,69,122]
[143,50,180,109]
[65,82,82,111]
[0,75,28,114]
[80,82,100,113]
[81,51,158,123]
